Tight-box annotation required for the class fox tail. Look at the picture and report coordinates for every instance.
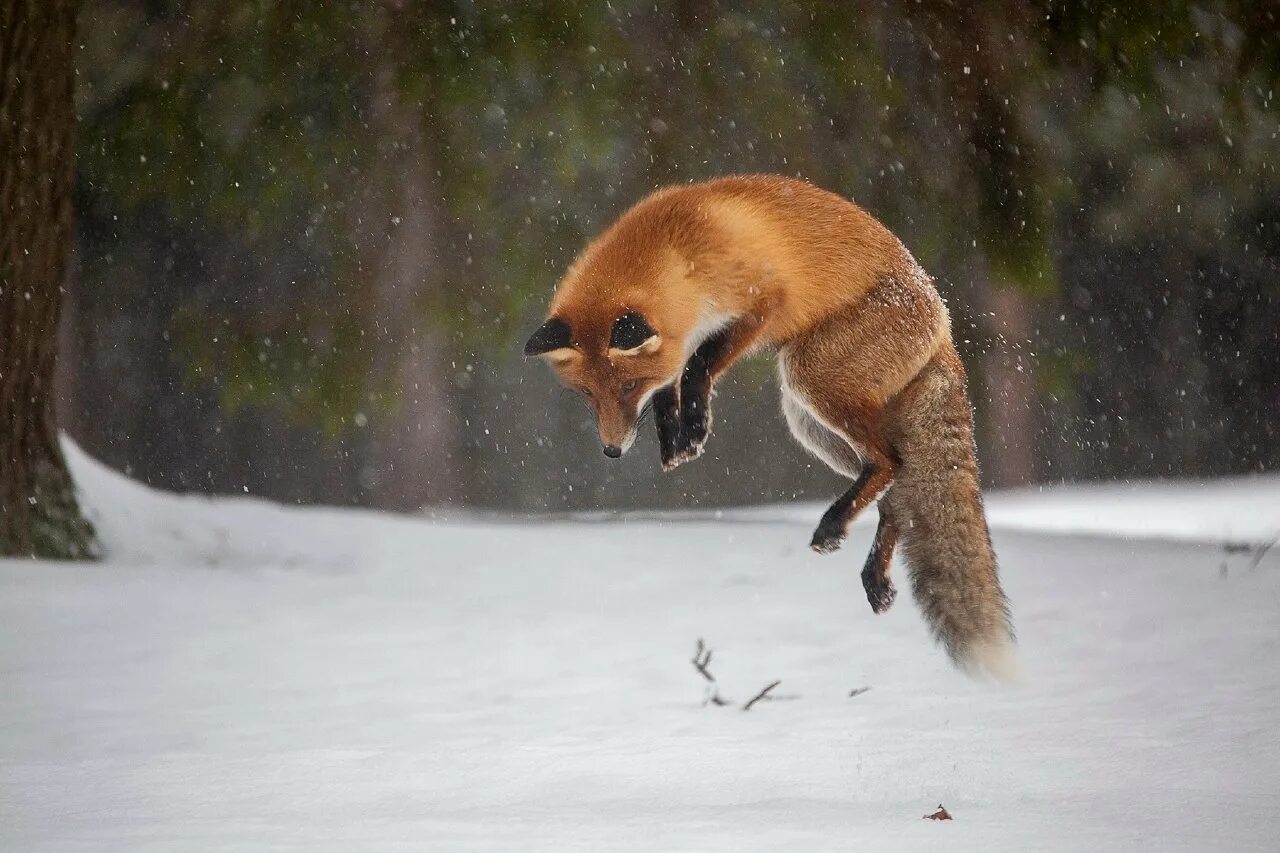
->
[884,346,1018,681]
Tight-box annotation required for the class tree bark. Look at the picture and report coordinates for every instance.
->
[346,8,457,511]
[360,60,456,510]
[975,278,1040,488]
[1,0,98,558]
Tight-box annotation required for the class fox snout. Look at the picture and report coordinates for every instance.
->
[596,403,641,459]
[596,416,638,459]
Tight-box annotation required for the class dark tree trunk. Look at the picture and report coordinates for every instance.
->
[340,6,457,511]
[358,56,457,510]
[1,0,98,559]
[975,277,1040,488]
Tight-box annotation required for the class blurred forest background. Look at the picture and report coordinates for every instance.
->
[60,0,1279,513]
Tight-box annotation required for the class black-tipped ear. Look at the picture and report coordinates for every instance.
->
[610,311,656,350]
[524,317,572,356]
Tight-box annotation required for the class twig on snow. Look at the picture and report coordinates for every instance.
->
[692,639,730,706]
[691,640,786,710]
[691,638,715,682]
[1248,532,1279,572]
[742,680,781,711]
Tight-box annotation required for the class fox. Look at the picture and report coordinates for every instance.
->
[524,174,1015,679]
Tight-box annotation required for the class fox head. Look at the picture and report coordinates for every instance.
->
[524,309,685,457]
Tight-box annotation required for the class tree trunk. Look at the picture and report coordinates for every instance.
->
[1,0,98,558]
[975,278,1040,488]
[345,9,457,511]
[360,61,456,510]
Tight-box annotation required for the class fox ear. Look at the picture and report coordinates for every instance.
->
[609,311,659,354]
[524,317,573,357]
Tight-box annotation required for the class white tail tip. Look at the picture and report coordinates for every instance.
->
[960,638,1023,684]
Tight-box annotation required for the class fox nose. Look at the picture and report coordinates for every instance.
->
[602,444,623,458]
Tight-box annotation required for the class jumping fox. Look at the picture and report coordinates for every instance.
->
[524,174,1015,679]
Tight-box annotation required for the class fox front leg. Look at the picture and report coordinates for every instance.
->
[660,329,728,470]
[663,320,766,471]
[653,385,685,470]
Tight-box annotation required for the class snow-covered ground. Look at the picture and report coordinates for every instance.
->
[2,445,1278,851]
[986,476,1280,545]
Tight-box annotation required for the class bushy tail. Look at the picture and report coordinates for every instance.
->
[884,347,1017,681]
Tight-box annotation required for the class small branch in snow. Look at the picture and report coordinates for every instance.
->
[691,638,715,683]
[742,680,781,711]
[1220,533,1278,577]
[848,686,872,698]
[691,639,730,706]
[690,641,785,710]
[1248,532,1279,572]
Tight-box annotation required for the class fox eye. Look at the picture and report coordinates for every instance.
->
[621,379,640,394]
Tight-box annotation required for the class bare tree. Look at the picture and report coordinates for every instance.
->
[1,0,97,558]
[355,10,457,510]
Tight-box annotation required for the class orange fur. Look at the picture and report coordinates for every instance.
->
[529,175,1015,675]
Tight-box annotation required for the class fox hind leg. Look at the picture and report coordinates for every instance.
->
[809,462,894,553]
[780,373,894,553]
[861,505,899,613]
[779,380,863,479]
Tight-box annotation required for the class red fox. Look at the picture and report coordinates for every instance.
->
[525,174,1015,679]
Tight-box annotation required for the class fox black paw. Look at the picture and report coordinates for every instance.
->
[661,438,706,471]
[681,416,709,449]
[659,444,681,470]
[862,573,897,614]
[661,412,710,471]
[809,526,845,554]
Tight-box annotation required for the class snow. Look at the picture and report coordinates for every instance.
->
[2,444,1278,851]
[732,474,1280,547]
[986,476,1280,545]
